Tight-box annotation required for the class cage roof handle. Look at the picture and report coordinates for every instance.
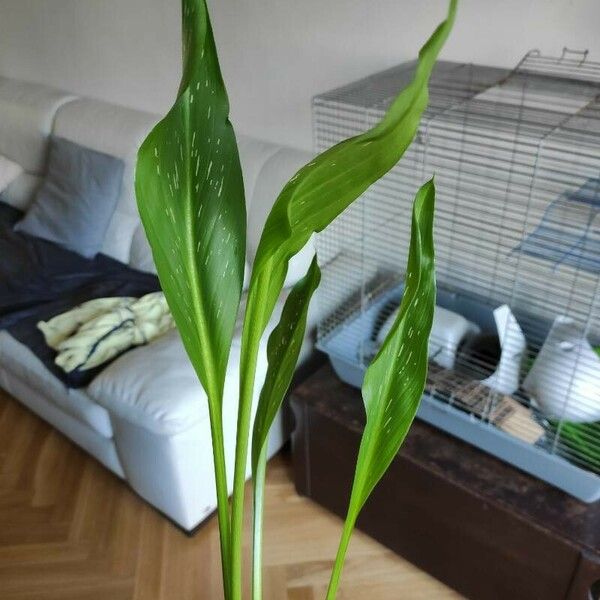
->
[560,47,589,65]
[501,49,540,84]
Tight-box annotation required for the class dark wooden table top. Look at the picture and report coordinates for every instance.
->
[292,364,600,556]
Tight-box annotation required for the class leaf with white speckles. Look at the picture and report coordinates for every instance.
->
[134,3,244,590]
[326,180,437,599]
[354,180,436,510]
[135,0,245,402]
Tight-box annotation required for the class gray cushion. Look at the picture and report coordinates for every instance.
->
[15,136,124,258]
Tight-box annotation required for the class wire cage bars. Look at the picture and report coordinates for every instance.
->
[315,49,600,501]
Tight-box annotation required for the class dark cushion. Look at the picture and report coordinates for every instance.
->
[15,136,124,258]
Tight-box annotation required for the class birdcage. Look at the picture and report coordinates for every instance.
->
[315,49,600,502]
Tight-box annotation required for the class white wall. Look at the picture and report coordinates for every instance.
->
[1,0,599,151]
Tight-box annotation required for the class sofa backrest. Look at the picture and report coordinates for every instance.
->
[237,135,316,287]
[0,76,315,285]
[0,76,74,209]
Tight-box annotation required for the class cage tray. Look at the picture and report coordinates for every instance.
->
[317,283,600,502]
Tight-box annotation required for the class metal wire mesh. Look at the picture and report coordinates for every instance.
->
[314,50,600,497]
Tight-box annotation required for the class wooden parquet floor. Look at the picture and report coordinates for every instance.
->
[0,390,461,599]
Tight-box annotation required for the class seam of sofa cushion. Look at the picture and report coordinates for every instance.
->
[88,390,209,438]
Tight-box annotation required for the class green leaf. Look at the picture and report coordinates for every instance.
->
[134,1,245,596]
[251,256,321,475]
[326,180,437,599]
[246,0,457,340]
[135,0,246,402]
[250,257,320,600]
[356,179,436,505]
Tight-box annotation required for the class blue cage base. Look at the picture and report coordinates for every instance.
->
[317,284,600,503]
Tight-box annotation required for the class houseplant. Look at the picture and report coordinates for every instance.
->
[134,0,457,598]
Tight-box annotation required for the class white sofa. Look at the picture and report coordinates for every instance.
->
[0,76,315,531]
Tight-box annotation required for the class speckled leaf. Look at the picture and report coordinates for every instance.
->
[355,179,436,508]
[251,257,321,475]
[135,0,245,401]
[326,180,437,599]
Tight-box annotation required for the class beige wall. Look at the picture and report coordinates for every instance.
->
[0,0,599,151]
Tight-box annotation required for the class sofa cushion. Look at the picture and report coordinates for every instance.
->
[0,77,75,210]
[128,223,156,274]
[88,328,208,436]
[237,134,282,205]
[52,98,159,263]
[87,295,290,436]
[246,146,315,287]
[15,136,124,258]
[1,173,41,210]
[0,331,113,438]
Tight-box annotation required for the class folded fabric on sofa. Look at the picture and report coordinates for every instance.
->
[38,292,174,374]
[0,199,162,387]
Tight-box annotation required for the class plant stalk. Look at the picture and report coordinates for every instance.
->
[251,444,268,600]
[325,511,358,600]
[206,397,232,600]
[230,271,270,600]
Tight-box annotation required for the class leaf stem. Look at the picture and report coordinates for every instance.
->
[207,398,233,600]
[231,271,270,600]
[251,444,268,600]
[326,510,358,600]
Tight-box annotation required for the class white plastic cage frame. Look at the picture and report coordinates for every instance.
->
[315,49,600,502]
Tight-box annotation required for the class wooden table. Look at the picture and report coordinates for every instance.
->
[290,365,600,600]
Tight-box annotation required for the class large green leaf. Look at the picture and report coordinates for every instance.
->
[326,179,437,599]
[135,0,245,402]
[134,0,245,595]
